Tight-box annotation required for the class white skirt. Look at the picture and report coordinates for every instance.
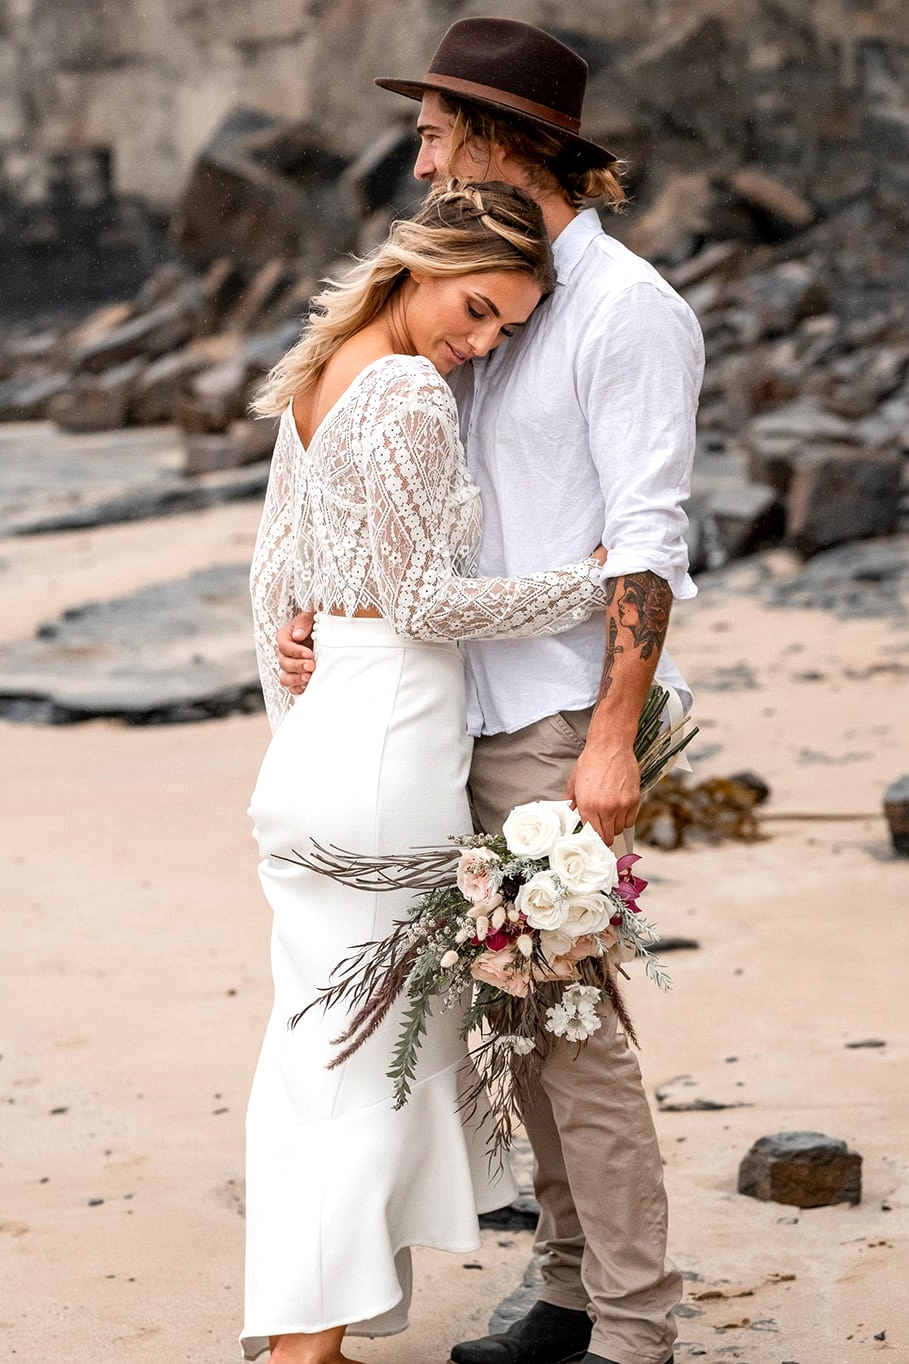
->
[241,615,514,1358]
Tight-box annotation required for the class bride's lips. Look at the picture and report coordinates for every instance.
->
[446,342,469,366]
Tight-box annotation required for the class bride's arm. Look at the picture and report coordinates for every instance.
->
[362,367,608,642]
[249,413,314,730]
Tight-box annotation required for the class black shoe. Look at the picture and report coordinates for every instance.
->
[450,1300,592,1364]
[579,1355,674,1363]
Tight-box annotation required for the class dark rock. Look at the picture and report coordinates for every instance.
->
[219,258,295,334]
[182,432,247,476]
[0,372,71,422]
[707,483,784,560]
[129,336,239,425]
[339,124,420,220]
[175,323,301,435]
[0,421,268,537]
[624,171,714,266]
[70,293,201,374]
[0,563,262,725]
[49,358,145,432]
[727,771,771,804]
[477,1204,538,1232]
[883,774,909,856]
[182,418,277,476]
[744,399,860,462]
[6,463,269,536]
[655,1074,751,1112]
[765,535,909,618]
[175,357,249,434]
[0,148,172,317]
[653,936,701,953]
[745,440,803,498]
[668,241,744,291]
[786,445,903,555]
[487,1256,543,1334]
[624,16,741,155]
[736,261,828,339]
[738,1131,862,1208]
[726,167,816,231]
[230,417,280,466]
[132,260,193,311]
[195,257,247,335]
[824,343,909,420]
[172,107,356,272]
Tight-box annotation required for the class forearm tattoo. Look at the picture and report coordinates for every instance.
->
[598,615,622,701]
[598,571,671,700]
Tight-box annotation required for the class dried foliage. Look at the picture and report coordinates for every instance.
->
[636,773,767,848]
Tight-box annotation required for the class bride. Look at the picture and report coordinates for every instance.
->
[244,181,610,1364]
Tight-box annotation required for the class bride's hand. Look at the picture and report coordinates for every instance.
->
[591,544,608,566]
[277,611,316,693]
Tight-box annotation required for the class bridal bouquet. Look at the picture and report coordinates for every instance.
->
[284,687,695,1150]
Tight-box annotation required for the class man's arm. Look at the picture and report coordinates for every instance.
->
[567,280,702,843]
[565,570,671,845]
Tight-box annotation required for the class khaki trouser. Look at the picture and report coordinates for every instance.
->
[469,708,681,1364]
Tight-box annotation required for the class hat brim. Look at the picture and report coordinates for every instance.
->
[375,76,617,167]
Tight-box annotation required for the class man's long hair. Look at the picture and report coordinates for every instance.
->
[439,94,627,212]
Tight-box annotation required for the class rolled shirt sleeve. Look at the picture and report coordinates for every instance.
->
[577,280,704,600]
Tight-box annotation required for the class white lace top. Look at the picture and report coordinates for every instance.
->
[250,354,607,731]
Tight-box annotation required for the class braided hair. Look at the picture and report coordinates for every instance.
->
[254,180,554,416]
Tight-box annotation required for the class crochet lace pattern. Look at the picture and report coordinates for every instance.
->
[250,354,606,731]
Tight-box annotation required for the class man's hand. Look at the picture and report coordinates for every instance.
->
[277,610,316,694]
[564,737,640,846]
[564,569,673,845]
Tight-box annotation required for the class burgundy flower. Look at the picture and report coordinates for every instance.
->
[614,853,648,914]
[482,930,511,953]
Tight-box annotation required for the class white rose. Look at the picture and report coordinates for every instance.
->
[549,824,619,894]
[539,926,574,961]
[502,801,576,859]
[515,870,568,931]
[548,800,582,836]
[563,893,614,939]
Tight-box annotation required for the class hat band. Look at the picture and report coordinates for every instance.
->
[423,71,582,134]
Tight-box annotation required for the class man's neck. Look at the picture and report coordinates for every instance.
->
[536,192,580,244]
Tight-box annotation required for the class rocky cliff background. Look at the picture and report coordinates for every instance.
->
[3,0,908,281]
[2,0,908,656]
[2,1,908,205]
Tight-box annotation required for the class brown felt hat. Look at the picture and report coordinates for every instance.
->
[376,17,617,166]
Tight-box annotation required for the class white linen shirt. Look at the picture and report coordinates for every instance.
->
[458,208,705,737]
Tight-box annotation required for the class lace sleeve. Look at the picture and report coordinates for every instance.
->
[361,362,607,641]
[249,410,313,731]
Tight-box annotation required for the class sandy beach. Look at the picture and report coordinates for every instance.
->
[2,497,908,1364]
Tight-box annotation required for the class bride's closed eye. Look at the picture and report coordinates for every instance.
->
[468,302,516,339]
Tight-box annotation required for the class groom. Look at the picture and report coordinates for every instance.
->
[275,19,703,1364]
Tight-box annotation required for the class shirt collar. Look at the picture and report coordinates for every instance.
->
[551,207,602,284]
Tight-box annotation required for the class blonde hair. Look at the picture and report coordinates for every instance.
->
[254,180,555,416]
[440,95,627,212]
